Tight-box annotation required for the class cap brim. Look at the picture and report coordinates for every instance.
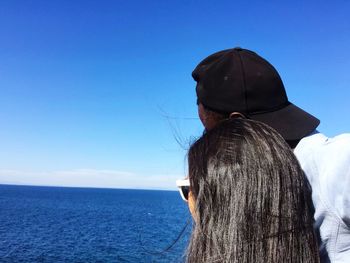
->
[250,103,320,141]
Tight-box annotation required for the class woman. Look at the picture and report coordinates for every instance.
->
[177,119,319,262]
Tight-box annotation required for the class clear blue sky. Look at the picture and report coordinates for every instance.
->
[1,0,349,189]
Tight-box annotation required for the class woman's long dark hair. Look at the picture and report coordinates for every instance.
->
[187,119,319,262]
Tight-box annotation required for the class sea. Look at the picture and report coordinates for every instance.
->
[0,185,191,263]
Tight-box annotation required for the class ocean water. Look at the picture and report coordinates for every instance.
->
[0,185,191,263]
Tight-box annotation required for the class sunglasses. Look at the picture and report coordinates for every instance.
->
[176,179,190,202]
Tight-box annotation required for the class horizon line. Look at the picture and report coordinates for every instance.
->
[0,183,177,192]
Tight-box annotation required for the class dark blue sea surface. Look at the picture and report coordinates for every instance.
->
[0,185,191,262]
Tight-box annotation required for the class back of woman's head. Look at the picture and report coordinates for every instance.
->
[187,119,319,263]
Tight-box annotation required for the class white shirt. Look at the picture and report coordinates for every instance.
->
[294,132,350,263]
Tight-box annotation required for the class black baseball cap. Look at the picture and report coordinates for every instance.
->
[192,47,320,141]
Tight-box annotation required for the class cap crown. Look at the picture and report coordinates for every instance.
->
[192,48,288,116]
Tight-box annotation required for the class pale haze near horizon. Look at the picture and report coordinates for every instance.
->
[1,1,349,190]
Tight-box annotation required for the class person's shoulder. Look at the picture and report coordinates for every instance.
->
[294,132,326,156]
[295,132,350,169]
[296,132,350,223]
[302,132,350,176]
[323,133,350,156]
[298,132,350,151]
[326,133,350,144]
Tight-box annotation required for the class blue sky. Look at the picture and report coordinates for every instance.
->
[0,0,349,189]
